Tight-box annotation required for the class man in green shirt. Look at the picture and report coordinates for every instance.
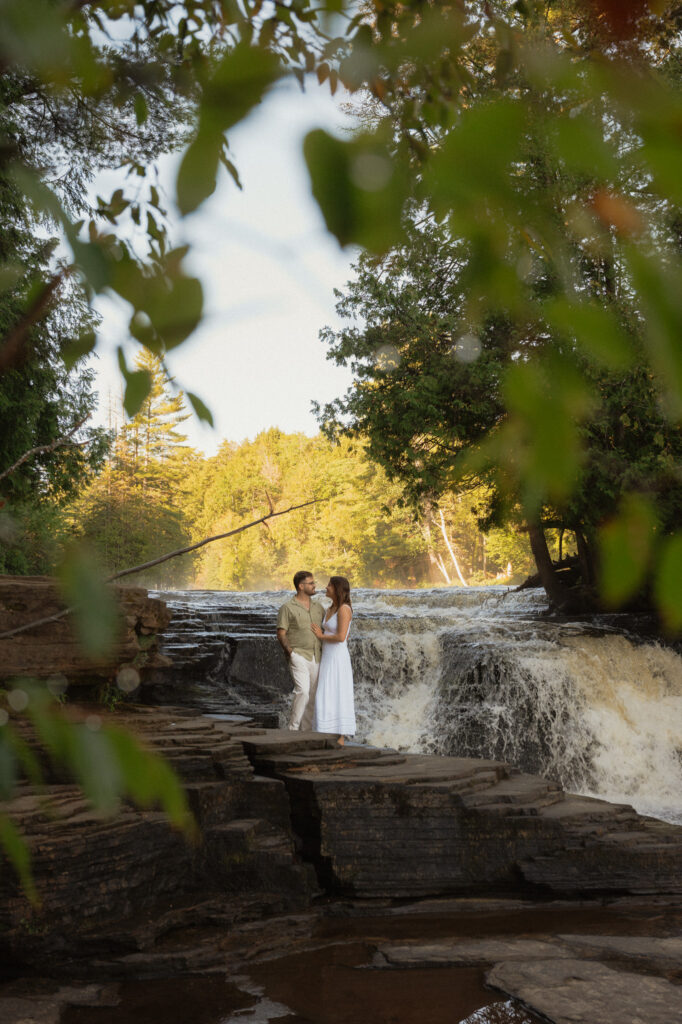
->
[276,570,325,730]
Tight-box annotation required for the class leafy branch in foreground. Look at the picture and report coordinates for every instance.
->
[0,682,196,903]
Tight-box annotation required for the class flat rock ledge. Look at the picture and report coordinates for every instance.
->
[487,958,681,1024]
[372,936,682,1024]
[2,707,682,1024]
[240,727,682,899]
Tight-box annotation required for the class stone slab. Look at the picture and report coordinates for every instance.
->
[486,957,682,1024]
[560,933,682,971]
[0,982,120,1024]
[374,938,571,966]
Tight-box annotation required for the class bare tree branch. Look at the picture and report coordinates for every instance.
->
[106,498,318,581]
[0,498,319,641]
[0,416,90,484]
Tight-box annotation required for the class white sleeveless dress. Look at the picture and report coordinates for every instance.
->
[313,609,356,735]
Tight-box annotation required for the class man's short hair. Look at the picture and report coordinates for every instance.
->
[293,570,313,592]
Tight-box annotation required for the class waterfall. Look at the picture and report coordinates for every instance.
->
[152,586,682,825]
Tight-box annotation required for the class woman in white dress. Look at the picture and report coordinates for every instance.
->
[311,576,356,746]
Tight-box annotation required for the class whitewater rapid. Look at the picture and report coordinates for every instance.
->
[154,586,682,826]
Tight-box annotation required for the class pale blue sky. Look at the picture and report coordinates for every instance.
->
[91,78,358,454]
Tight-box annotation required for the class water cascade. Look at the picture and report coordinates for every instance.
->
[152,586,682,825]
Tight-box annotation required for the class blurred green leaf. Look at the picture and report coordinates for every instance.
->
[177,43,280,215]
[0,730,17,801]
[0,263,23,291]
[502,356,592,507]
[304,130,408,252]
[0,0,73,83]
[134,92,148,126]
[107,728,195,836]
[70,727,122,813]
[57,544,120,660]
[145,274,204,351]
[71,238,111,292]
[426,99,527,225]
[547,109,618,180]
[187,391,214,426]
[201,42,281,136]
[117,347,153,417]
[0,813,37,905]
[61,330,96,371]
[176,134,223,217]
[654,532,682,632]
[542,298,634,369]
[627,249,682,419]
[598,494,657,606]
[7,728,44,789]
[219,150,243,190]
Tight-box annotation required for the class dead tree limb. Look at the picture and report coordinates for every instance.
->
[0,498,319,641]
[106,498,319,582]
[0,416,90,484]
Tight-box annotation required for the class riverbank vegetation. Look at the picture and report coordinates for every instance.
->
[59,353,545,590]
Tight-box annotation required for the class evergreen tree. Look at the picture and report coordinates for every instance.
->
[119,350,192,495]
[70,353,198,587]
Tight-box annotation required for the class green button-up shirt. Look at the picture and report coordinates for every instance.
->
[277,596,325,662]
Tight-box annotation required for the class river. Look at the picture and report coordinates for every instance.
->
[152,585,682,826]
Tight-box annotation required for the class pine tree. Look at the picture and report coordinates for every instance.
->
[118,350,192,492]
[69,352,198,587]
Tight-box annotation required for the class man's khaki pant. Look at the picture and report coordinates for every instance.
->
[287,651,320,730]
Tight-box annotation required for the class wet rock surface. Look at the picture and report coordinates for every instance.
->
[143,591,290,718]
[486,958,682,1024]
[2,706,682,1024]
[0,576,172,684]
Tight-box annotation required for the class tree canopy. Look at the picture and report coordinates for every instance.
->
[3,0,682,614]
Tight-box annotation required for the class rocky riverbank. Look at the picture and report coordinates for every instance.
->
[2,705,682,1023]
[0,576,171,685]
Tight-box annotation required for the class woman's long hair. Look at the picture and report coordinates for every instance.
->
[329,575,352,610]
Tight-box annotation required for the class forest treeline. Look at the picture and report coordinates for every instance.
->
[4,352,548,591]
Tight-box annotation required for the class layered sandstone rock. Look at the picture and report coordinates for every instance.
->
[3,708,682,979]
[241,731,682,899]
[0,708,318,971]
[0,575,172,684]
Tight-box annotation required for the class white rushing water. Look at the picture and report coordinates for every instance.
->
[156,586,682,825]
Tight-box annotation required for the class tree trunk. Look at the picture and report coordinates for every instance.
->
[435,553,451,584]
[526,521,572,609]
[421,511,447,584]
[438,509,468,585]
[575,528,595,586]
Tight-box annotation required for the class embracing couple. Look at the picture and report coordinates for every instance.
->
[276,570,356,745]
